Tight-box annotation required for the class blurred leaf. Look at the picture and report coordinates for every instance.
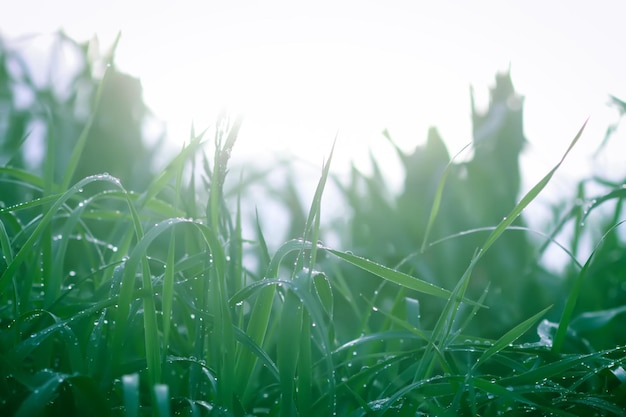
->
[154,384,171,417]
[15,370,66,417]
[122,373,140,417]
[570,305,626,333]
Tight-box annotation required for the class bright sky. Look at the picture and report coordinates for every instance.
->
[2,1,625,197]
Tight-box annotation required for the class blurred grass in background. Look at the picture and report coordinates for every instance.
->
[1,32,626,416]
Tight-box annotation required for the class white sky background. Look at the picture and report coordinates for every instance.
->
[2,1,626,262]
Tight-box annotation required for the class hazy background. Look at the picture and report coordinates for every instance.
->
[2,1,625,246]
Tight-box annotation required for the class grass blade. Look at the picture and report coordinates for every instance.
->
[60,33,121,191]
[475,305,552,367]
[122,373,140,417]
[0,174,129,295]
[326,248,481,305]
[479,119,587,257]
[553,219,626,353]
[421,142,471,252]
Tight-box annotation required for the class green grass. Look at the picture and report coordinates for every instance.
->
[1,33,626,416]
[2,115,625,416]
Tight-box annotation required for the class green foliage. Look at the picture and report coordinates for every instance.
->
[1,33,625,417]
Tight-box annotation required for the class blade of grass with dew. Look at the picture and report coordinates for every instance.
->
[301,138,335,276]
[41,109,56,307]
[230,193,244,294]
[195,222,236,410]
[234,215,272,392]
[231,326,280,380]
[313,271,333,318]
[278,283,303,417]
[479,119,587,257]
[325,247,481,305]
[14,371,68,417]
[0,174,130,295]
[499,351,600,387]
[474,305,552,368]
[162,154,184,356]
[112,218,195,383]
[48,192,94,306]
[553,219,626,354]
[11,311,83,372]
[267,239,314,278]
[472,377,541,410]
[297,312,313,413]
[580,187,626,224]
[412,251,480,383]
[140,252,161,386]
[0,194,64,216]
[85,309,110,379]
[236,287,275,400]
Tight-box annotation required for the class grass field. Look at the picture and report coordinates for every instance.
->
[1,33,626,416]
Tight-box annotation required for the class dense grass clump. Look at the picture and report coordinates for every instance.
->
[1,32,626,416]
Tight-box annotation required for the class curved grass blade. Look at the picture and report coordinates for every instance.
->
[162,230,176,352]
[14,370,67,417]
[0,174,128,295]
[580,187,626,224]
[325,247,481,305]
[267,239,313,279]
[0,166,44,188]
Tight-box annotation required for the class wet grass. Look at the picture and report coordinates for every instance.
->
[1,113,626,416]
[1,34,626,416]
